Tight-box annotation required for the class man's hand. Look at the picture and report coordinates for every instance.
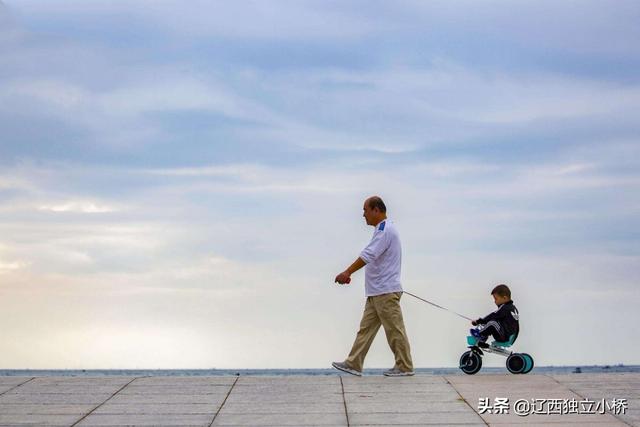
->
[334,258,364,285]
[334,271,351,285]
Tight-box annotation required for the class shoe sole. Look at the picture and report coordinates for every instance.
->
[383,372,415,377]
[332,362,362,376]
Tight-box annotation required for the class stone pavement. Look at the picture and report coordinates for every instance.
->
[0,373,637,426]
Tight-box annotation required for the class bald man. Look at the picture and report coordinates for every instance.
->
[332,196,414,376]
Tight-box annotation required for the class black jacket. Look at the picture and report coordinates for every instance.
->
[477,300,519,341]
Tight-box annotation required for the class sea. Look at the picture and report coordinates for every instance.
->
[1,365,638,377]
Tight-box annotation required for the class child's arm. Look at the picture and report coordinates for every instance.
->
[475,304,509,325]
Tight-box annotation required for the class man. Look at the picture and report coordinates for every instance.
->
[332,196,414,377]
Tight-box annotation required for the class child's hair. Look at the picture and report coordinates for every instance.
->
[491,284,511,298]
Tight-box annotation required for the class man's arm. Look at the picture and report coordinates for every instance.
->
[335,227,389,285]
[335,257,366,284]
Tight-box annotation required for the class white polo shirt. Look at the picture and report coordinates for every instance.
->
[359,219,403,297]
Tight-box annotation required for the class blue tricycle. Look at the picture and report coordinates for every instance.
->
[460,334,534,375]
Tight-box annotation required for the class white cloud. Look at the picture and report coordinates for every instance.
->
[98,78,245,117]
[0,175,35,191]
[1,0,639,369]
[143,163,262,178]
[1,156,639,368]
[402,0,640,57]
[303,64,640,126]
[4,79,87,110]
[11,0,375,41]
[141,162,363,194]
[0,260,27,272]
[38,200,117,213]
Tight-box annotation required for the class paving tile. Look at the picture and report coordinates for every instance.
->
[134,376,237,386]
[236,376,339,385]
[0,393,112,405]
[30,377,135,386]
[0,403,92,414]
[224,391,344,404]
[0,374,636,426]
[0,385,17,394]
[344,392,462,404]
[551,373,639,427]
[362,425,486,427]
[107,393,227,405]
[349,410,484,425]
[346,400,472,413]
[230,384,340,394]
[342,382,455,393]
[446,374,630,426]
[0,413,83,426]
[0,378,34,395]
[0,377,33,385]
[212,412,347,426]
[13,384,127,394]
[92,403,220,415]
[77,413,214,426]
[120,384,233,394]
[489,424,630,427]
[340,376,448,385]
[483,414,625,424]
[219,402,345,414]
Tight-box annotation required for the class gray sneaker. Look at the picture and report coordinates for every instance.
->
[332,361,362,376]
[383,367,415,377]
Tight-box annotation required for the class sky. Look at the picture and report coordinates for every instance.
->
[0,0,639,369]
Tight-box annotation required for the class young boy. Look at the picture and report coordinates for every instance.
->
[470,284,519,345]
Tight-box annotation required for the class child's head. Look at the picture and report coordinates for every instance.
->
[491,284,512,306]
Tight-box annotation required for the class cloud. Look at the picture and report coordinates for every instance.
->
[38,200,117,213]
[278,64,640,130]
[1,154,639,367]
[0,260,27,272]
[0,1,639,368]
[0,1,13,27]
[400,0,640,56]
[11,0,376,41]
[3,2,640,170]
[99,78,246,117]
[4,79,87,110]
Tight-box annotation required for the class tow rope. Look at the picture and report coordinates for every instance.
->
[403,291,473,321]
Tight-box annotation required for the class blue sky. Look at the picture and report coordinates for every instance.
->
[0,0,639,369]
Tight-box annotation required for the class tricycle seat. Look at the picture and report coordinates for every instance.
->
[491,334,516,348]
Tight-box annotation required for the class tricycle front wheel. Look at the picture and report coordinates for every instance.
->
[460,350,482,375]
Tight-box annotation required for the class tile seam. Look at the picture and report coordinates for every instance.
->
[545,374,634,427]
[443,376,490,427]
[69,376,141,427]
[339,375,350,427]
[0,377,36,397]
[208,375,240,427]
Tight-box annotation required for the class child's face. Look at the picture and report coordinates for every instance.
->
[492,293,510,306]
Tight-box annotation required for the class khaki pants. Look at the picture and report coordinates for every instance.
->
[345,292,413,372]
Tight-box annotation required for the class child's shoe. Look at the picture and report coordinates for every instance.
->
[470,328,483,339]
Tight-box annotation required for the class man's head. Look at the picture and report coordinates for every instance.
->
[363,196,387,226]
[491,284,512,306]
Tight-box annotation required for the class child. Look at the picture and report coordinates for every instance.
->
[470,284,519,346]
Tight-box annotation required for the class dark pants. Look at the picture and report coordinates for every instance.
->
[479,320,508,342]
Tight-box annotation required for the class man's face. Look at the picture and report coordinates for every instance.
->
[362,200,377,225]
